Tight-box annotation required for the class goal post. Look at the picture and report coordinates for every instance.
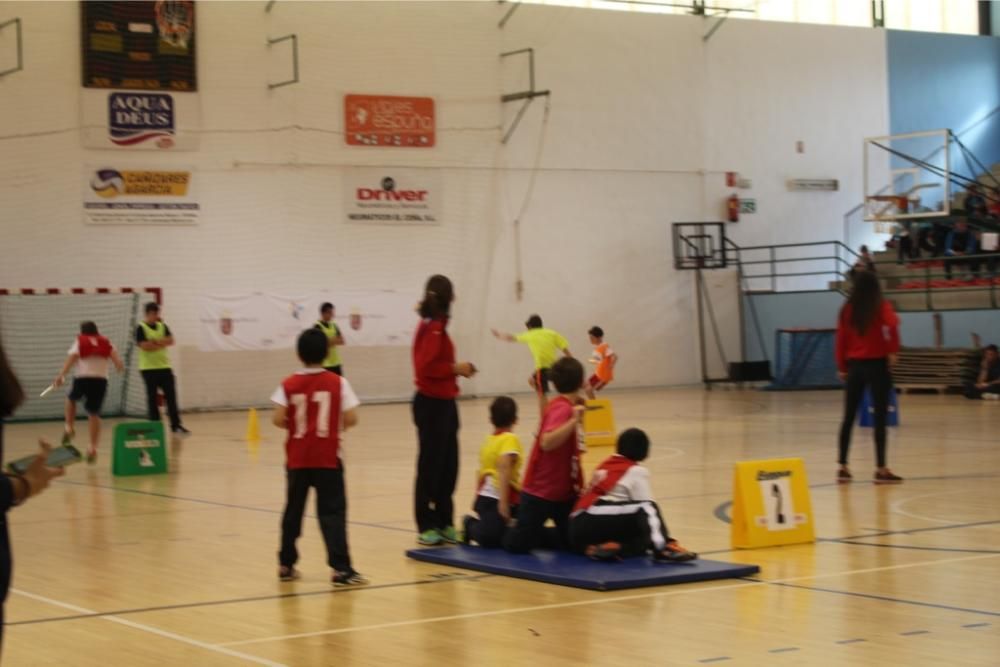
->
[0,288,160,421]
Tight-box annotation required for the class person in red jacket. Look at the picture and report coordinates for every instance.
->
[835,271,903,484]
[411,275,477,546]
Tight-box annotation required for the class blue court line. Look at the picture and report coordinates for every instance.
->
[963,622,990,628]
[827,540,1000,555]
[835,638,867,644]
[900,630,930,636]
[768,647,800,653]
[764,581,1000,618]
[834,519,1000,541]
[53,478,415,534]
[698,658,731,664]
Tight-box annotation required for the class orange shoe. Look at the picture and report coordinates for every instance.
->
[654,540,698,562]
[585,541,622,562]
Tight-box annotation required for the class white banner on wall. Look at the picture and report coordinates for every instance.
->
[80,89,201,151]
[198,290,419,352]
[343,167,441,225]
[83,164,199,225]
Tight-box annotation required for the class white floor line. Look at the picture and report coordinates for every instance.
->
[218,551,1000,648]
[890,490,977,524]
[11,588,286,667]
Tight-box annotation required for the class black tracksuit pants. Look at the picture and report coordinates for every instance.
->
[412,392,460,533]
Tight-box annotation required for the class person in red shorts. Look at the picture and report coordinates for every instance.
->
[584,325,617,398]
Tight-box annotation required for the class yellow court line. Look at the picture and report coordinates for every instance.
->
[219,551,1000,647]
[10,588,286,667]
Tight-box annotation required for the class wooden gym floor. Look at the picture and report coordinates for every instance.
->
[3,387,999,665]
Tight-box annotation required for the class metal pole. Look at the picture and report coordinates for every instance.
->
[696,269,708,386]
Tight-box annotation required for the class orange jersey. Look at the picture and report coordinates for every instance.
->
[594,342,615,382]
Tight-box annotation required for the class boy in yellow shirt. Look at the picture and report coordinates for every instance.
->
[492,315,572,416]
[462,397,523,548]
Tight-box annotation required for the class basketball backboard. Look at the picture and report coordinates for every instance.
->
[863,129,950,222]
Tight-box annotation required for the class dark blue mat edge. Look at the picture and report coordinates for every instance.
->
[405,548,760,591]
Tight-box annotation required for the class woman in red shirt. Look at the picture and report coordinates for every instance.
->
[411,275,477,546]
[835,271,903,484]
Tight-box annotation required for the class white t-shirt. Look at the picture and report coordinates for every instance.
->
[69,340,115,379]
[599,465,653,503]
[270,368,361,411]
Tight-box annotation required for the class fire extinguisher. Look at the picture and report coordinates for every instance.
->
[727,193,740,223]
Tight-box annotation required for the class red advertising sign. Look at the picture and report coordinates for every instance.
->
[344,95,435,148]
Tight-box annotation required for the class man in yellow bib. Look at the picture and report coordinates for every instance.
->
[135,302,189,436]
[492,314,573,415]
[314,302,345,376]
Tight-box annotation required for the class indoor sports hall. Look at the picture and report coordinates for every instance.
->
[1,1,998,665]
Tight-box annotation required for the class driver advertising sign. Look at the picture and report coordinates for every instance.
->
[344,94,435,148]
[342,167,441,225]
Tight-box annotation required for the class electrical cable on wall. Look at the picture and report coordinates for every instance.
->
[510,95,551,301]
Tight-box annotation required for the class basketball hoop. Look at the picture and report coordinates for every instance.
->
[155,0,194,49]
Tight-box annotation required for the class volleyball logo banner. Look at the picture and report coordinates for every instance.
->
[81,89,201,150]
[83,165,199,225]
[198,291,419,352]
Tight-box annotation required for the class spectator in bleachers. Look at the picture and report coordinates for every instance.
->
[891,222,915,264]
[964,185,988,218]
[943,220,980,280]
[964,344,1000,400]
[988,188,1000,218]
[851,245,876,276]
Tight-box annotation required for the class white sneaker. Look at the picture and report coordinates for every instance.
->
[983,393,999,400]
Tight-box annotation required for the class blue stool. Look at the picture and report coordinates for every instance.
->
[858,387,899,427]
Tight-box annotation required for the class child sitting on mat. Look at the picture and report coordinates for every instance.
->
[569,428,697,562]
[462,396,523,548]
[503,357,586,554]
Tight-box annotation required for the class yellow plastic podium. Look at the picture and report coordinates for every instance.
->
[731,457,814,549]
[582,399,616,447]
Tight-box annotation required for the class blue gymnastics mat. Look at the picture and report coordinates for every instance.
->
[405,546,760,591]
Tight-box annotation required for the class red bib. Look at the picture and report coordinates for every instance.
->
[573,455,636,513]
[77,334,112,358]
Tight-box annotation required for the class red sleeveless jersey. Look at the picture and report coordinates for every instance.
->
[77,334,112,358]
[281,371,344,469]
[573,455,637,513]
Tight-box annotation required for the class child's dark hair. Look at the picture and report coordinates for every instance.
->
[588,325,603,338]
[525,314,543,329]
[80,321,99,335]
[418,274,453,319]
[144,301,160,315]
[617,428,650,461]
[297,328,328,365]
[489,396,518,429]
[320,302,334,315]
[550,357,584,393]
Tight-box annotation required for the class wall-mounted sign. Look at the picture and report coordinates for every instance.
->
[788,179,839,191]
[344,94,435,148]
[83,165,199,225]
[343,167,441,225]
[739,199,757,214]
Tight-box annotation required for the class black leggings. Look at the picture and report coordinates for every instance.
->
[569,501,674,556]
[279,467,351,572]
[412,393,460,533]
[838,358,893,468]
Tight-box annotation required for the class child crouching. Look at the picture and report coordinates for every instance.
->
[462,396,523,547]
[569,428,697,562]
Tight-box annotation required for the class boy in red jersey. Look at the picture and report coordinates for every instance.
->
[569,428,696,562]
[52,321,125,463]
[503,357,586,554]
[270,328,366,586]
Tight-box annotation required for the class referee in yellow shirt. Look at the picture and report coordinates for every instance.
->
[492,314,573,416]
